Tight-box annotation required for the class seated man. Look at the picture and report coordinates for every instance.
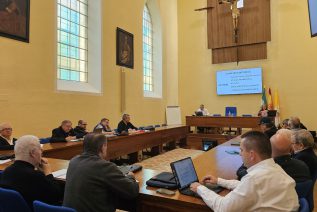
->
[291,129,317,178]
[281,118,290,129]
[196,104,209,116]
[117,114,138,134]
[259,117,277,139]
[0,122,17,150]
[74,120,88,138]
[50,120,77,143]
[270,129,311,182]
[63,133,139,212]
[0,135,63,209]
[190,131,299,212]
[94,118,113,134]
[288,116,307,130]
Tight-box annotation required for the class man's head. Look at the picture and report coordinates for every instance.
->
[288,117,301,130]
[259,117,274,132]
[14,135,42,167]
[100,118,109,126]
[291,129,315,152]
[78,120,87,130]
[61,120,72,132]
[200,104,205,110]
[122,114,130,123]
[0,122,13,139]
[83,133,107,159]
[240,131,272,168]
[270,129,293,157]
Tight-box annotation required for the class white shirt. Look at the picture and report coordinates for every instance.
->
[196,108,209,116]
[197,158,299,212]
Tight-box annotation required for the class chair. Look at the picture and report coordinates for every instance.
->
[295,180,312,198]
[225,107,237,117]
[307,170,317,211]
[202,139,218,151]
[33,200,76,212]
[213,114,221,117]
[39,137,51,144]
[154,124,160,128]
[0,187,32,212]
[242,114,252,117]
[299,198,310,212]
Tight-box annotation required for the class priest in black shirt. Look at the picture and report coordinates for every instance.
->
[50,120,77,143]
[117,114,138,134]
[0,135,63,209]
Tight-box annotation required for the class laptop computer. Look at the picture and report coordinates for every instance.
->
[170,157,223,197]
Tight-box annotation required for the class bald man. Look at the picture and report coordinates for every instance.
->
[270,129,311,182]
[0,122,17,150]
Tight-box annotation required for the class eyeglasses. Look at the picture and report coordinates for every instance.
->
[1,128,12,131]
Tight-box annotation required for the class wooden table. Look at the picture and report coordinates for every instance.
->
[0,158,69,171]
[0,125,189,160]
[134,139,242,212]
[186,116,261,133]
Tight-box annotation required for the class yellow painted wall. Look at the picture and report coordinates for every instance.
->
[0,0,178,137]
[178,0,317,129]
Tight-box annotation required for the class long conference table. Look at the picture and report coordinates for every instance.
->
[0,125,189,160]
[0,138,242,212]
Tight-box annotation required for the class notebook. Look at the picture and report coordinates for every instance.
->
[170,157,223,197]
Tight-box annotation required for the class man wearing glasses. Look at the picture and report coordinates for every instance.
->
[0,122,17,150]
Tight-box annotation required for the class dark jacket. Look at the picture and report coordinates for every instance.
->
[50,127,77,143]
[0,160,63,209]
[264,126,278,139]
[73,126,88,138]
[63,153,139,212]
[293,148,317,178]
[274,155,311,182]
[117,120,138,134]
[0,136,17,150]
[237,155,311,182]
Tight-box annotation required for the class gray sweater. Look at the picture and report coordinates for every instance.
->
[63,153,139,212]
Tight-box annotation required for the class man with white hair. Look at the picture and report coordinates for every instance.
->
[0,122,17,150]
[270,129,311,182]
[0,135,63,209]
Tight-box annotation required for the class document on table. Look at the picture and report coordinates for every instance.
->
[52,169,67,180]
[0,159,11,164]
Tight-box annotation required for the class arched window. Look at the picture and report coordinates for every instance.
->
[143,4,153,92]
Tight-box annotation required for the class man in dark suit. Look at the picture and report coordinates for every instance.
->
[259,117,277,139]
[0,122,17,150]
[271,129,311,182]
[73,120,88,138]
[0,135,63,209]
[63,133,139,212]
[50,120,77,143]
[291,129,317,178]
[117,114,138,134]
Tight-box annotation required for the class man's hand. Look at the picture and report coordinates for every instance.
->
[39,158,52,176]
[190,182,201,193]
[201,175,218,184]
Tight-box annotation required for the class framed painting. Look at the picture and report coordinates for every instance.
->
[116,27,134,69]
[0,0,30,42]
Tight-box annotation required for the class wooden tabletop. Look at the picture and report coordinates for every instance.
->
[0,158,69,171]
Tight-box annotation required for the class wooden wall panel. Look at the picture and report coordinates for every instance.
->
[207,0,271,63]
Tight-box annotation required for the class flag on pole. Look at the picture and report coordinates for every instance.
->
[267,88,273,110]
[274,89,280,128]
[261,86,267,108]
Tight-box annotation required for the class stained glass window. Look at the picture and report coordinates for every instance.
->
[143,5,153,92]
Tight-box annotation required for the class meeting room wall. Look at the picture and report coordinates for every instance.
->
[178,0,317,130]
[0,0,178,137]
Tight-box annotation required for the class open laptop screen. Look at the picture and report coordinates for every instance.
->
[171,157,198,189]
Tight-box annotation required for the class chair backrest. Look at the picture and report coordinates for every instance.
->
[213,114,221,117]
[225,107,237,117]
[39,137,51,144]
[307,170,317,211]
[299,198,310,212]
[295,180,312,198]
[33,200,76,212]
[242,114,252,117]
[154,124,160,128]
[202,139,218,151]
[0,187,32,212]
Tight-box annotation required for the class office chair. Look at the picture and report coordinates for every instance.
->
[213,114,222,117]
[299,198,310,212]
[295,180,312,198]
[0,187,32,212]
[307,170,317,211]
[33,200,76,212]
[242,114,252,117]
[202,139,218,151]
